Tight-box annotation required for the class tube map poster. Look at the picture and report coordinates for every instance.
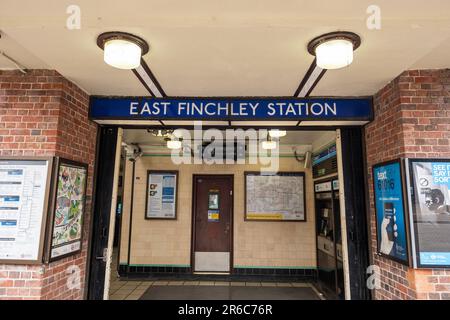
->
[245,172,305,221]
[50,161,87,260]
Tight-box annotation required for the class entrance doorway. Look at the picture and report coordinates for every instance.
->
[89,127,370,300]
[192,175,233,273]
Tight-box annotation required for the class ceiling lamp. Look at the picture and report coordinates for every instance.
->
[262,134,277,150]
[269,130,287,138]
[307,31,361,70]
[167,139,182,150]
[262,140,277,150]
[97,32,149,69]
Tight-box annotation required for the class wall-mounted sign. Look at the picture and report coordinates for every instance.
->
[0,158,53,264]
[90,97,373,122]
[373,159,410,265]
[407,159,450,268]
[332,179,339,191]
[48,158,88,261]
[245,172,306,221]
[208,210,220,222]
[315,181,332,193]
[146,171,178,219]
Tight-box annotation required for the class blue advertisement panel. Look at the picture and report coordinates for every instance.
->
[373,160,409,264]
[89,97,372,121]
[409,159,450,268]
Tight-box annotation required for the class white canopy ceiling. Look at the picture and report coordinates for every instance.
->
[1,0,449,97]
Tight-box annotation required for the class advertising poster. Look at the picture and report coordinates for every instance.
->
[245,172,306,221]
[0,159,51,263]
[409,159,450,267]
[146,171,177,219]
[49,160,87,260]
[373,160,409,264]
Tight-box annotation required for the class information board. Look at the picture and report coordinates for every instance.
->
[146,171,178,219]
[245,172,306,221]
[408,159,450,268]
[373,159,409,265]
[0,158,52,263]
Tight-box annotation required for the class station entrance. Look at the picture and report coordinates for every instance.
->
[86,121,370,300]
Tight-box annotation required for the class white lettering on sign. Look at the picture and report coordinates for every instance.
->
[128,101,339,117]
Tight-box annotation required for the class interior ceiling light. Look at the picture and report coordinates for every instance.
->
[97,32,149,70]
[167,139,182,150]
[262,140,277,150]
[269,130,287,138]
[307,31,361,70]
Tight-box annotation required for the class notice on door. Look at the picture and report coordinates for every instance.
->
[0,159,50,262]
[146,171,178,219]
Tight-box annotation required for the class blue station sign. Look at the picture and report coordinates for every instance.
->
[89,97,373,122]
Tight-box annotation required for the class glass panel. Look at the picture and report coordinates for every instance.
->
[208,192,219,210]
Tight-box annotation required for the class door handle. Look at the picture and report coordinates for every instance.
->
[96,248,108,262]
[225,223,230,234]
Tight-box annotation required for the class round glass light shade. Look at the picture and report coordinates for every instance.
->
[269,130,287,138]
[262,140,277,150]
[167,140,182,150]
[104,39,142,69]
[315,39,354,70]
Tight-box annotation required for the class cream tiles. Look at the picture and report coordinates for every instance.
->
[121,156,317,269]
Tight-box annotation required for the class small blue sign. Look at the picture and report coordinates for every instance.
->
[90,97,372,121]
[373,161,409,264]
[420,252,450,265]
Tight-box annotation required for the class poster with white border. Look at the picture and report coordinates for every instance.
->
[0,159,51,263]
[408,159,450,268]
[146,171,178,219]
[245,172,306,221]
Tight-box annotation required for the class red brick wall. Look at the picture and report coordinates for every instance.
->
[0,70,97,300]
[365,69,450,300]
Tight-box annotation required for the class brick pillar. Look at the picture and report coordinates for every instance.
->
[0,70,97,300]
[365,69,450,300]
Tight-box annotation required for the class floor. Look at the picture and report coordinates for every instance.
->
[108,250,324,300]
[109,279,324,300]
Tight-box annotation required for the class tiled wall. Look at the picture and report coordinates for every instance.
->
[0,70,97,300]
[119,156,316,269]
[365,69,450,300]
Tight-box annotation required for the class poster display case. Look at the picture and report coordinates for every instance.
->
[145,170,178,219]
[372,159,410,265]
[406,159,450,268]
[244,172,306,222]
[46,158,88,262]
[0,157,53,264]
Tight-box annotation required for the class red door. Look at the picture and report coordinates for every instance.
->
[193,175,233,272]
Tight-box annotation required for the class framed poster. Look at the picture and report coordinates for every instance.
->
[0,157,53,264]
[47,158,88,262]
[407,159,450,268]
[372,159,410,265]
[245,172,306,221]
[145,170,178,219]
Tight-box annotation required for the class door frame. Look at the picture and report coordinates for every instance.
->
[191,174,234,273]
